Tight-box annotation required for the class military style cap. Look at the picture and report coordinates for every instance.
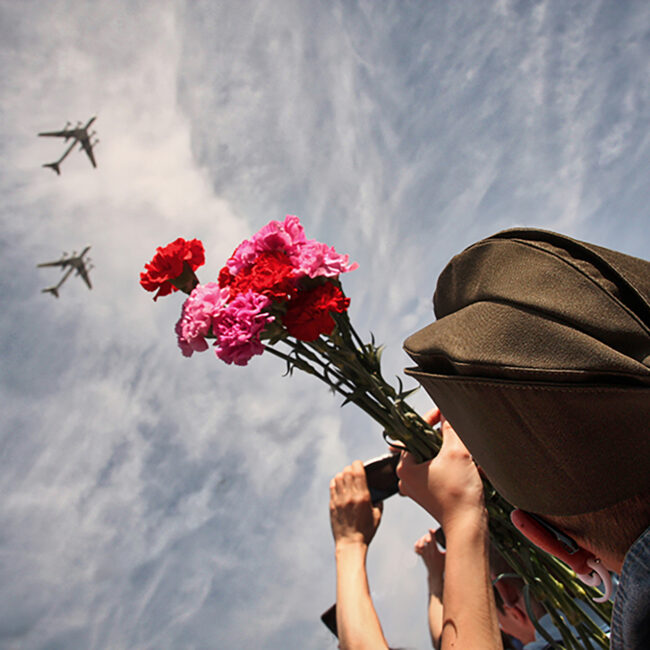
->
[403,228,650,516]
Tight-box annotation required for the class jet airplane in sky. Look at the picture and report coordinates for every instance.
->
[39,117,99,174]
[38,246,93,296]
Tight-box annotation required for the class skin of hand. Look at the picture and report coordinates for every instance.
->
[396,413,486,532]
[415,528,446,596]
[329,460,382,548]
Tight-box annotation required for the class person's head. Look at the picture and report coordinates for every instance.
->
[490,547,542,645]
[492,579,536,645]
[538,492,650,571]
[403,229,650,564]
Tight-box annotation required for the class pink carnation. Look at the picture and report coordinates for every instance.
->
[291,239,358,278]
[226,215,307,275]
[224,238,258,275]
[213,290,274,366]
[175,283,229,357]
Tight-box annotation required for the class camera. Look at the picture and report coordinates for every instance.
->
[363,452,400,504]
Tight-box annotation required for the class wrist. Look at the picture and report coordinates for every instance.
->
[428,576,444,597]
[441,505,489,540]
[335,541,369,575]
[335,539,369,555]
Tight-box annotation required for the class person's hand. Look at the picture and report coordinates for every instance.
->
[415,528,446,579]
[389,408,441,456]
[396,414,485,532]
[329,460,383,549]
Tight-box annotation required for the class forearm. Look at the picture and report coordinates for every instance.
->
[335,543,389,650]
[427,590,443,649]
[440,510,503,650]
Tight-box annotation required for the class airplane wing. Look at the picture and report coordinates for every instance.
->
[78,265,93,289]
[37,258,68,268]
[38,129,72,138]
[80,139,97,168]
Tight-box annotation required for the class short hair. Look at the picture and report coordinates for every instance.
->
[546,492,650,558]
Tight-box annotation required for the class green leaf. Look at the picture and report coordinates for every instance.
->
[397,386,419,401]
[340,389,368,408]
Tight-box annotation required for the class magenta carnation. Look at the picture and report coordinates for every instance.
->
[291,240,359,278]
[213,290,274,366]
[224,238,258,276]
[226,215,307,275]
[175,283,229,357]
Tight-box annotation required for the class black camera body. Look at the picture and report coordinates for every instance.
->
[363,452,400,504]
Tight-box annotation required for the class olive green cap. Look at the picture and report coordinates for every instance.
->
[403,228,650,515]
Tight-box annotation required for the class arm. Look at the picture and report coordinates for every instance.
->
[335,543,387,650]
[428,585,444,650]
[414,529,445,649]
[330,461,389,650]
[397,415,503,650]
[440,506,497,650]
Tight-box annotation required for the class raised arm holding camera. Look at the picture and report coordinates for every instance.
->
[329,460,389,650]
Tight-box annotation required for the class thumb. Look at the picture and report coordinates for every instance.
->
[439,417,471,454]
[424,407,441,426]
[373,501,383,524]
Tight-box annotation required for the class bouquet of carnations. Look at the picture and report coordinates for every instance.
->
[141,215,612,649]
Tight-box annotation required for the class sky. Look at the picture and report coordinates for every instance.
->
[0,1,649,648]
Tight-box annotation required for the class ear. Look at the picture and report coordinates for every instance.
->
[493,578,520,609]
[502,601,528,626]
[510,509,592,574]
[511,510,614,604]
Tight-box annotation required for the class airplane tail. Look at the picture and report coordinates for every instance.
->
[43,161,61,175]
[42,286,59,298]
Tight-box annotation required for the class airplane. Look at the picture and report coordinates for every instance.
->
[39,116,99,174]
[37,246,93,295]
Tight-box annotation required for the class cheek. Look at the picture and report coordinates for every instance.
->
[496,612,517,637]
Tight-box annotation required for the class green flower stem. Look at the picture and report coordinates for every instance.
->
[263,344,349,390]
[577,622,597,650]
[548,609,582,650]
[270,327,438,460]
[168,262,199,294]
[543,554,613,624]
[341,315,442,454]
[264,343,402,434]
[315,317,441,458]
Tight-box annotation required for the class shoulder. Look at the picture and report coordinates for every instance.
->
[610,525,650,650]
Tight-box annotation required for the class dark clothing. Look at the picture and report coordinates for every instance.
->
[610,525,650,649]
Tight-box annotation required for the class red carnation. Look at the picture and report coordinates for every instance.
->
[218,266,234,289]
[283,282,350,341]
[226,251,297,303]
[140,238,205,301]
